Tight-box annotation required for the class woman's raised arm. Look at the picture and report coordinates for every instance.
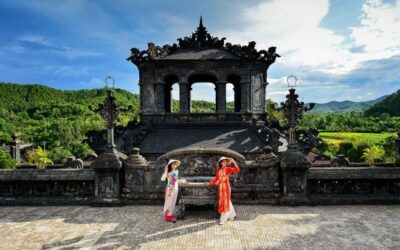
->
[227,160,240,174]
[161,167,168,181]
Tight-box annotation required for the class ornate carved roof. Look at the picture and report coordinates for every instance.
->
[127,17,280,66]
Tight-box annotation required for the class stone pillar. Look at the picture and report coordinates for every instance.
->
[139,81,144,113]
[10,133,20,163]
[240,81,250,112]
[280,145,312,205]
[233,83,241,112]
[91,147,122,206]
[216,82,226,113]
[179,82,191,113]
[261,81,267,113]
[154,82,166,113]
[122,148,147,200]
[164,84,173,113]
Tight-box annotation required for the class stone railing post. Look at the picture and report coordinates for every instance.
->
[91,147,122,205]
[122,147,147,200]
[280,146,312,205]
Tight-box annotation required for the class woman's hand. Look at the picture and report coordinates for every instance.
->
[180,179,187,185]
[208,182,213,187]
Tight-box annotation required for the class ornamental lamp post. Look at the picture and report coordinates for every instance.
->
[89,76,132,152]
[89,76,132,205]
[280,75,315,148]
[279,75,315,205]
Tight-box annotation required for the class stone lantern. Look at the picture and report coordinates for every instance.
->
[279,76,314,205]
[89,77,132,205]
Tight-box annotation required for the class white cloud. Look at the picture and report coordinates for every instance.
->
[220,0,400,76]
[221,0,354,74]
[43,65,90,77]
[79,77,104,88]
[19,35,54,47]
[16,34,101,59]
[350,0,400,58]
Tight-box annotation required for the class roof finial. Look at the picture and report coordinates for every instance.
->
[199,16,203,28]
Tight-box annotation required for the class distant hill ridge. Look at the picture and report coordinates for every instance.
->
[309,95,387,113]
[0,82,140,112]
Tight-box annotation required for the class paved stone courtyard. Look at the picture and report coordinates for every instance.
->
[0,205,399,249]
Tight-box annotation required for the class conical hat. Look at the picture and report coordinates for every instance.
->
[165,159,181,168]
[217,156,233,165]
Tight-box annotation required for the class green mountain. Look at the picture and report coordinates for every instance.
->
[364,90,400,117]
[309,96,387,113]
[0,83,140,113]
[0,82,140,162]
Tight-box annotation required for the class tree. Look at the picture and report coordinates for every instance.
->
[381,136,397,163]
[0,150,16,169]
[27,146,53,170]
[362,145,385,166]
[266,99,285,125]
[49,146,72,163]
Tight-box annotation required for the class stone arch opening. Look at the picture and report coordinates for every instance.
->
[164,74,179,113]
[226,83,235,112]
[188,74,217,113]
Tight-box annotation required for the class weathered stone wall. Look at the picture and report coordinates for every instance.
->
[2,158,400,206]
[0,169,95,205]
[307,167,400,204]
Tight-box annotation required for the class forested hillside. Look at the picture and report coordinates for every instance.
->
[0,83,140,162]
[364,90,400,117]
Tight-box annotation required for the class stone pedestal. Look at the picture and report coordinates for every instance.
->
[122,148,147,200]
[91,147,122,206]
[280,145,312,205]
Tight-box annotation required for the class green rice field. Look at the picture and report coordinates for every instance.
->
[319,132,397,145]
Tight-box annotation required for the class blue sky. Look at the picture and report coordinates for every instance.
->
[0,0,399,103]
